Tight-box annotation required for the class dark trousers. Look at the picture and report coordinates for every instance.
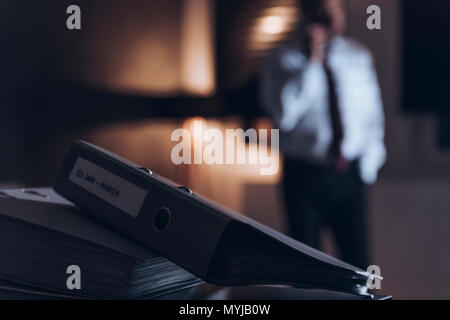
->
[283,158,369,269]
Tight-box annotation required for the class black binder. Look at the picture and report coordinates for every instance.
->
[55,140,377,297]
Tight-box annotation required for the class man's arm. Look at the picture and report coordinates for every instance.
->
[358,52,387,184]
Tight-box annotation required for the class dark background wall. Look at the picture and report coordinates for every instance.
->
[0,0,218,184]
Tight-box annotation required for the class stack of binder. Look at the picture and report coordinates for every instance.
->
[0,141,380,299]
[0,189,201,299]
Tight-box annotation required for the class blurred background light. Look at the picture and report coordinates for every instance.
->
[180,0,216,96]
[251,6,299,48]
[260,15,287,35]
[258,6,296,36]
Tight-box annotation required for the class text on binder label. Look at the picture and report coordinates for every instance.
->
[69,157,147,217]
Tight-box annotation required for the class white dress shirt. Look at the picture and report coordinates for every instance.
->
[261,36,386,184]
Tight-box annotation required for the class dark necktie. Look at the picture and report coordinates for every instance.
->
[324,59,348,172]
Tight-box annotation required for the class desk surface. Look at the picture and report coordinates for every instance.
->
[160,284,391,300]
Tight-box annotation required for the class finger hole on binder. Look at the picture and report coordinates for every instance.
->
[154,207,172,232]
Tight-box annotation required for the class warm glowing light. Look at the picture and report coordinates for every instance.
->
[260,15,286,35]
[183,117,207,153]
[250,6,299,49]
[180,0,216,96]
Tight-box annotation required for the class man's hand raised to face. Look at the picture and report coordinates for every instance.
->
[306,24,329,62]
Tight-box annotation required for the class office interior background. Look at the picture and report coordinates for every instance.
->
[1,0,449,299]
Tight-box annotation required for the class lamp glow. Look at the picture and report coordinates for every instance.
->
[260,15,286,35]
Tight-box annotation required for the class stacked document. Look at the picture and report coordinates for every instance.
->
[0,188,202,299]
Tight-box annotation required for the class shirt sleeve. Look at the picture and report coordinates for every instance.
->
[260,51,327,132]
[358,52,387,184]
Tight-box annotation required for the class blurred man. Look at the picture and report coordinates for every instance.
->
[261,0,386,269]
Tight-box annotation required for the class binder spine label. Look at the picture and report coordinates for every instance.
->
[68,157,147,217]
